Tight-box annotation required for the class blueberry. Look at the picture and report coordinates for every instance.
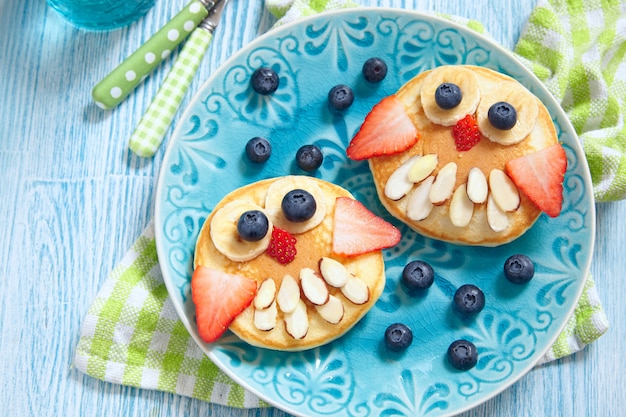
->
[281,189,317,222]
[434,83,462,109]
[237,210,269,241]
[447,339,478,370]
[453,284,485,315]
[488,101,517,130]
[245,137,271,163]
[251,67,279,95]
[362,57,388,83]
[384,323,413,352]
[296,144,323,171]
[328,84,354,111]
[504,254,535,284]
[402,260,434,293]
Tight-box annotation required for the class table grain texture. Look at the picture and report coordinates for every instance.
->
[1,0,625,416]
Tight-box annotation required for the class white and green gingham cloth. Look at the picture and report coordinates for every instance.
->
[74,0,618,408]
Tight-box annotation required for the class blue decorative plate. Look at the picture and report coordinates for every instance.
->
[155,8,594,417]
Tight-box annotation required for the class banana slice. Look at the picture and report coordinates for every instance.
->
[420,66,481,126]
[265,176,327,234]
[476,81,539,146]
[209,200,273,262]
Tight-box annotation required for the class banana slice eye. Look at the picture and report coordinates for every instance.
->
[476,82,539,146]
[210,200,273,262]
[421,66,481,126]
[265,176,327,234]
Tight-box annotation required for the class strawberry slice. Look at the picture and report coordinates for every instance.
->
[191,266,257,343]
[347,95,419,160]
[332,196,402,256]
[505,143,567,218]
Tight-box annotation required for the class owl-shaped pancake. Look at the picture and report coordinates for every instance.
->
[348,65,567,246]
[191,176,400,351]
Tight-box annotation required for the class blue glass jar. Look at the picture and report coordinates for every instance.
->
[47,0,156,30]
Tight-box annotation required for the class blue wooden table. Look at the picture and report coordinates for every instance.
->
[1,0,625,416]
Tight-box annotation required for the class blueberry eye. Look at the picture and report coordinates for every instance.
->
[281,189,317,222]
[237,210,270,241]
[488,101,517,130]
[434,82,462,109]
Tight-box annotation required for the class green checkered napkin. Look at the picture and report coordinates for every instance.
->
[75,0,615,408]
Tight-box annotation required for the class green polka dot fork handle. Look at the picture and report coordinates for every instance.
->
[128,0,230,157]
[91,0,212,110]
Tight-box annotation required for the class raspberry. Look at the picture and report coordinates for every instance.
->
[452,114,481,151]
[266,227,297,264]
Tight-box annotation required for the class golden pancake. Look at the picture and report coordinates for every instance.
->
[193,176,388,351]
[367,65,559,246]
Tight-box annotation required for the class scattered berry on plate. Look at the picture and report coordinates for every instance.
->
[328,84,354,110]
[488,101,517,130]
[362,57,388,83]
[281,189,317,222]
[296,144,323,171]
[384,323,413,352]
[347,95,419,160]
[191,266,257,343]
[250,67,279,95]
[503,254,535,284]
[237,210,270,242]
[505,143,567,218]
[332,196,401,257]
[434,82,462,109]
[452,114,481,151]
[245,136,272,163]
[266,226,297,264]
[453,284,485,315]
[401,260,435,293]
[447,339,478,370]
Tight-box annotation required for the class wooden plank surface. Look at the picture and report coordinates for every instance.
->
[1,0,625,416]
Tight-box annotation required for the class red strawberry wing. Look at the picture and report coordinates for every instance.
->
[332,197,401,256]
[505,144,567,218]
[191,266,257,343]
[347,95,418,160]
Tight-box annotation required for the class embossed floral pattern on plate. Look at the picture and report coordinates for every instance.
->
[155,9,594,417]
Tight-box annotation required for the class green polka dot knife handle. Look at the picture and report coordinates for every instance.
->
[128,27,214,157]
[91,0,209,110]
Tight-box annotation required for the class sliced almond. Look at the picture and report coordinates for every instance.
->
[466,167,488,204]
[254,300,277,331]
[341,275,370,305]
[449,184,474,227]
[315,295,344,324]
[254,278,276,310]
[385,156,420,200]
[284,299,308,339]
[300,267,329,306]
[319,257,350,288]
[408,154,438,183]
[489,169,520,212]
[487,194,509,232]
[276,274,300,313]
[406,176,435,221]
[429,162,457,205]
